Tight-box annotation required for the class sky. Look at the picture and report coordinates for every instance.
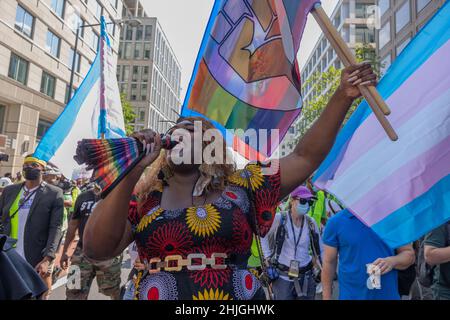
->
[142,0,339,103]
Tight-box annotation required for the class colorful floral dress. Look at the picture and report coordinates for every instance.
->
[127,163,281,300]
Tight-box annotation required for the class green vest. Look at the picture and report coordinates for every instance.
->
[8,190,23,240]
[247,236,261,268]
[308,190,326,227]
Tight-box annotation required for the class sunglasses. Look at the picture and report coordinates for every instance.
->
[293,198,314,206]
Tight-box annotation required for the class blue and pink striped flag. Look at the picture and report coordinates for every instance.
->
[314,1,450,249]
[34,17,125,177]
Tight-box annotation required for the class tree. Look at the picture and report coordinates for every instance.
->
[121,93,136,136]
[292,44,382,145]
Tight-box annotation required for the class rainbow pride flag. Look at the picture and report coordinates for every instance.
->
[314,1,450,249]
[182,0,319,160]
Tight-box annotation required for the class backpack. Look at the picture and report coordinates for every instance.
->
[418,223,450,288]
[271,212,322,266]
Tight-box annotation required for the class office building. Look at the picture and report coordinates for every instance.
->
[0,0,123,174]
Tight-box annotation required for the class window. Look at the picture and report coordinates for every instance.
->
[142,66,149,82]
[131,84,138,100]
[37,119,52,140]
[333,11,341,28]
[379,0,390,17]
[379,21,391,49]
[134,43,142,59]
[417,0,431,13]
[0,105,5,133]
[124,43,132,59]
[46,30,61,57]
[15,5,34,38]
[109,0,118,10]
[145,26,152,41]
[8,53,29,85]
[132,66,139,81]
[51,0,65,18]
[65,85,70,104]
[139,110,145,122]
[355,26,374,43]
[380,54,392,75]
[120,83,128,96]
[79,18,85,38]
[396,1,411,33]
[144,43,151,59]
[40,72,56,98]
[355,3,369,18]
[141,84,148,101]
[89,0,102,21]
[122,65,130,82]
[396,37,411,55]
[90,30,99,51]
[126,26,133,40]
[136,25,143,41]
[68,48,81,73]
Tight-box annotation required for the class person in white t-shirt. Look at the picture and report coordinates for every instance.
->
[262,186,323,300]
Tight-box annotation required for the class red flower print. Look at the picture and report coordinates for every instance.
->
[146,222,193,259]
[231,209,253,254]
[254,189,278,236]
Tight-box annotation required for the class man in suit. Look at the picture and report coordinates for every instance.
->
[0,155,64,299]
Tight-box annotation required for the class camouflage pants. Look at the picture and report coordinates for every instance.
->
[66,247,122,300]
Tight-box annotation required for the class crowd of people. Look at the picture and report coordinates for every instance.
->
[0,63,448,301]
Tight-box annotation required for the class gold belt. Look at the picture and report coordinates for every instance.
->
[136,253,228,273]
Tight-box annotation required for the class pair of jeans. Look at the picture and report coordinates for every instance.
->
[272,270,316,300]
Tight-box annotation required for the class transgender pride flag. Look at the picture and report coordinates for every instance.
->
[34,17,126,177]
[182,0,319,160]
[314,1,450,249]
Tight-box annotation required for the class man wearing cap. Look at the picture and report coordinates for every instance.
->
[261,186,323,300]
[0,155,64,299]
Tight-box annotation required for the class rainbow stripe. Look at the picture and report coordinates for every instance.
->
[314,0,450,249]
[182,0,319,159]
[74,138,143,197]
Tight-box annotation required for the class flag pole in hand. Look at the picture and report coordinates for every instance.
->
[311,3,398,141]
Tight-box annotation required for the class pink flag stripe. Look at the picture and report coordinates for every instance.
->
[335,40,450,175]
[327,87,450,203]
[350,136,450,226]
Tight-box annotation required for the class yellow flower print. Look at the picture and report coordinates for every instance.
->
[186,204,221,237]
[228,164,264,191]
[137,206,164,232]
[193,288,232,300]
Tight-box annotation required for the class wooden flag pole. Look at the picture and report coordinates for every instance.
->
[311,4,398,141]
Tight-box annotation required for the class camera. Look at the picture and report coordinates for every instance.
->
[58,179,73,192]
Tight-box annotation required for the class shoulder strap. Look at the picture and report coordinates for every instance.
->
[244,166,273,300]
[306,215,322,267]
[273,212,287,262]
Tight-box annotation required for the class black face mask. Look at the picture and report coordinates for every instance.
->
[23,167,41,181]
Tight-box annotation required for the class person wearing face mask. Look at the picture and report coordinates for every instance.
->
[0,155,64,299]
[261,186,323,300]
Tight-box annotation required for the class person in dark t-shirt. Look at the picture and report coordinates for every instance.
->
[60,184,123,300]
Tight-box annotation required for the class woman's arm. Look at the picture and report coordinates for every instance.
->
[279,63,377,199]
[83,131,162,260]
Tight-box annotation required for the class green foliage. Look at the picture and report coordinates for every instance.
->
[121,93,136,136]
[294,44,381,143]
